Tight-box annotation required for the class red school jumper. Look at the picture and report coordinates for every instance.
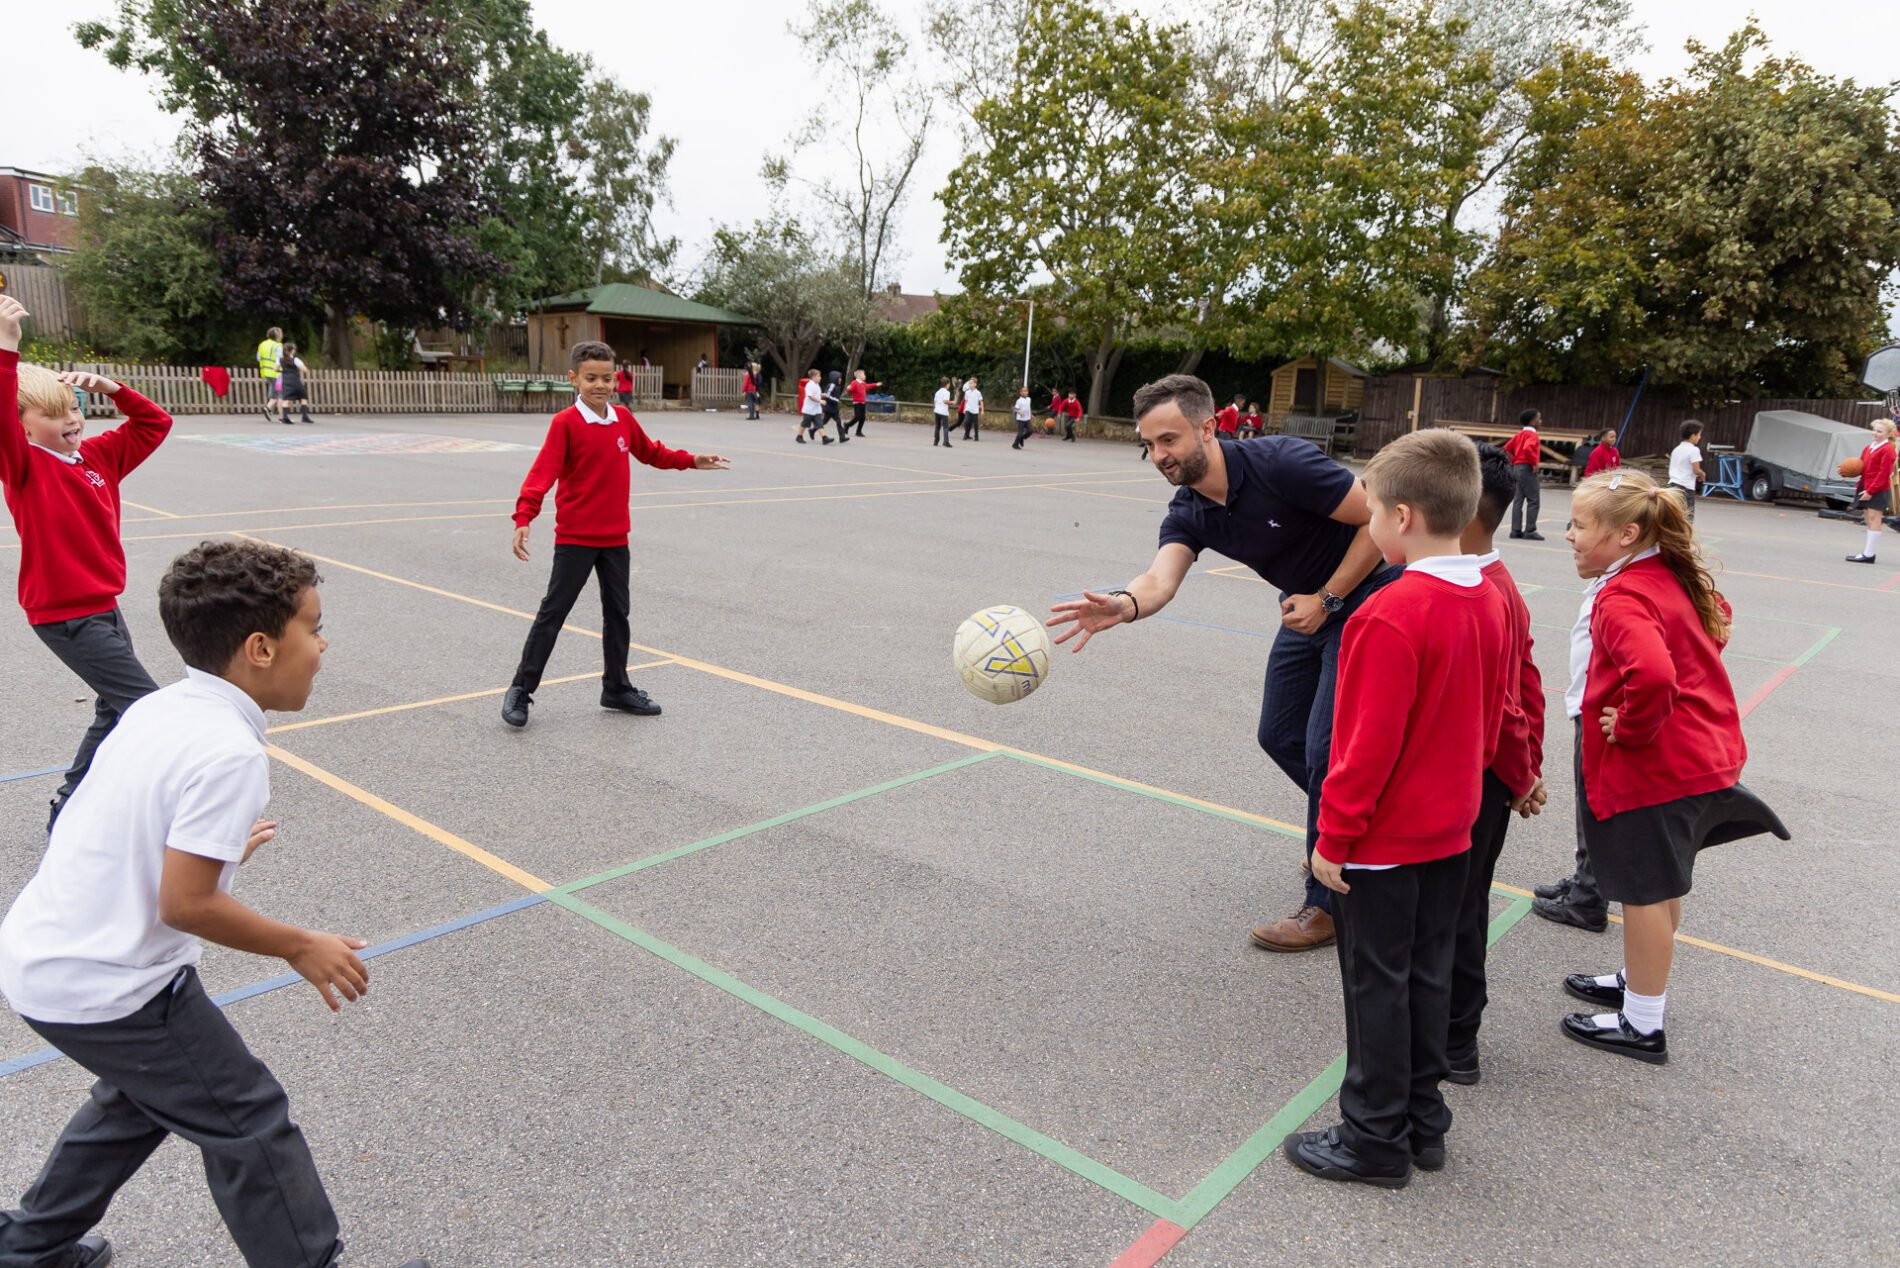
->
[0,351,173,623]
[1857,439,1895,500]
[1584,444,1622,477]
[1581,555,1743,818]
[1215,405,1240,435]
[846,379,882,404]
[1316,569,1511,866]
[512,403,696,546]
[1481,557,1544,797]
[1504,427,1541,467]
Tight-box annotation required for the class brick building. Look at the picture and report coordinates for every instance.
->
[0,167,80,259]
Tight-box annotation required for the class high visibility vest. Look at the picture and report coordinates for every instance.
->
[257,339,283,378]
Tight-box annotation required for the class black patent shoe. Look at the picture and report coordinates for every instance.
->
[1846,553,1876,563]
[601,686,661,716]
[1560,1011,1667,1064]
[1284,1125,1412,1188]
[1532,896,1609,932]
[501,686,531,728]
[1563,970,1625,1010]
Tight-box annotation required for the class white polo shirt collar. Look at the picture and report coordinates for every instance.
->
[184,667,268,740]
[1405,552,1484,588]
[29,443,82,465]
[575,395,617,425]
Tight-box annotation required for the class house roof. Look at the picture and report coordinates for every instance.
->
[534,282,754,326]
[876,291,941,324]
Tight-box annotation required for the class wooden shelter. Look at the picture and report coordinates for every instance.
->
[1266,356,1367,427]
[526,283,754,398]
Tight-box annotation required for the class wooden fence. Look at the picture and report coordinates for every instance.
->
[52,363,508,416]
[691,367,748,407]
[1355,376,1886,459]
[0,264,79,337]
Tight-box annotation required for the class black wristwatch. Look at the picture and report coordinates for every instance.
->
[1319,589,1345,615]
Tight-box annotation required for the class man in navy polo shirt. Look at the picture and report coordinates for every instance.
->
[1049,374,1396,952]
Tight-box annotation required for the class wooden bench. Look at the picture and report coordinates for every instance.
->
[1278,414,1352,457]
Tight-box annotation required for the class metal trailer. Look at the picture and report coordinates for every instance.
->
[1737,409,1876,507]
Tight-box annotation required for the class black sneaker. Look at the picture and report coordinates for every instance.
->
[1560,1011,1667,1064]
[601,686,661,716]
[1412,1136,1446,1171]
[75,1235,112,1266]
[1445,1052,1480,1086]
[1532,895,1609,932]
[1284,1125,1411,1188]
[501,686,531,728]
[1533,877,1574,901]
[821,435,834,445]
[1522,531,1546,541]
[795,434,807,444]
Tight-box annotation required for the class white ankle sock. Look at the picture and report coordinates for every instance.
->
[1591,969,1626,991]
[1622,988,1666,1034]
[1865,531,1881,556]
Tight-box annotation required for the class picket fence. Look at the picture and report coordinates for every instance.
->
[691,367,748,407]
[54,363,543,417]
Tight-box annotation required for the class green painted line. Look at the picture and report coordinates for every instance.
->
[555,750,1002,895]
[545,888,1188,1224]
[999,751,1306,840]
[1789,625,1842,668]
[1170,893,1534,1230]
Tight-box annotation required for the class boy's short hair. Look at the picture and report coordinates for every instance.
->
[159,540,321,673]
[1518,409,1540,426]
[13,363,74,419]
[1472,439,1515,533]
[1365,429,1481,536]
[569,340,615,370]
[267,326,282,340]
[1680,420,1703,440]
[1132,374,1215,424]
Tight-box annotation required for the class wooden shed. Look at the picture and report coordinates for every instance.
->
[1267,356,1367,426]
[526,283,754,397]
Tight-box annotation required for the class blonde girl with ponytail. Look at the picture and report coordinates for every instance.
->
[1555,469,1788,1065]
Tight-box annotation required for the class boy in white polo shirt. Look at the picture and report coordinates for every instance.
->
[1668,420,1704,522]
[0,540,428,1268]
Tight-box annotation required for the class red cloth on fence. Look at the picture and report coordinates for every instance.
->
[200,366,231,398]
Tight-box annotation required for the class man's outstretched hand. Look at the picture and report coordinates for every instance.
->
[1047,590,1132,653]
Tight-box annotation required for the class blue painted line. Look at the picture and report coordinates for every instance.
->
[0,892,546,1079]
[0,766,64,786]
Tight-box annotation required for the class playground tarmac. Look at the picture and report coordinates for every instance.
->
[0,407,1893,1266]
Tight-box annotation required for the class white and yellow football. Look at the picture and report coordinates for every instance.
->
[953,605,1051,704]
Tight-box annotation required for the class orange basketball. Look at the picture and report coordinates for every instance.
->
[1839,456,1865,478]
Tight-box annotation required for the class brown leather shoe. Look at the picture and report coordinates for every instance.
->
[1250,904,1336,952]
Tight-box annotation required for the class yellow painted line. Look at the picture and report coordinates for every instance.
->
[1043,484,1166,505]
[1490,883,1900,1006]
[120,499,178,519]
[266,659,676,734]
[713,440,983,480]
[265,743,550,892]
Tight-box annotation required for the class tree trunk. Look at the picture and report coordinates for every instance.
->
[844,336,866,379]
[323,305,355,370]
[1174,345,1205,376]
[1085,329,1123,418]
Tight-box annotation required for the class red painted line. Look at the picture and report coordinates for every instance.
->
[1109,1219,1190,1268]
[1880,571,1900,592]
[1738,664,1798,720]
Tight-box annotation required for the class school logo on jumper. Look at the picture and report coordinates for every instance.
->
[83,468,106,489]
[617,437,629,453]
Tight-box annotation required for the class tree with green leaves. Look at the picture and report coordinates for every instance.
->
[939,0,1203,416]
[694,218,860,390]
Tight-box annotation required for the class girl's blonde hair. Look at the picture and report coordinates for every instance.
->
[13,364,74,419]
[1574,468,1729,643]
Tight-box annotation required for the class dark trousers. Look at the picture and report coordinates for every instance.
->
[1063,415,1077,441]
[1510,464,1541,534]
[1565,716,1604,909]
[1013,417,1032,448]
[0,968,342,1268]
[744,391,759,419]
[962,410,979,440]
[1671,483,1697,523]
[513,544,631,694]
[1256,566,1399,912]
[32,608,159,813]
[850,402,867,435]
[1334,852,1468,1170]
[933,413,953,445]
[1447,769,1514,1064]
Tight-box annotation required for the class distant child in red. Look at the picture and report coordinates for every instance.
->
[845,369,882,438]
[1558,469,1786,1064]
[1583,429,1621,477]
[1845,416,1895,563]
[502,340,729,728]
[1240,400,1263,438]
[614,363,634,407]
[1045,389,1064,435]
[1445,441,1548,1085]
[0,295,174,831]
[1288,428,1510,1189]
[1504,409,1544,539]
[1062,391,1083,443]
[1215,395,1242,437]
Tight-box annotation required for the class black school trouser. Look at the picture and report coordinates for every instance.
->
[0,968,342,1268]
[1447,769,1514,1065]
[933,413,953,444]
[1510,464,1541,534]
[1013,418,1032,448]
[1334,851,1468,1170]
[32,607,159,815]
[512,543,631,695]
[1564,716,1605,910]
[850,402,867,435]
[962,410,980,440]
[1063,415,1077,440]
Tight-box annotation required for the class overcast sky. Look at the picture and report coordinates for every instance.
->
[8,0,1898,302]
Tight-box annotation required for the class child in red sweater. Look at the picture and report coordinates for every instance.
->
[1287,428,1510,1188]
[1444,442,1548,1086]
[501,340,728,728]
[0,296,174,830]
[1845,416,1894,563]
[845,369,882,438]
[1583,428,1621,477]
[1558,470,1787,1064]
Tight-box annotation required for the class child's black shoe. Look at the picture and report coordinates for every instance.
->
[501,686,531,728]
[1562,970,1625,1009]
[1560,1011,1667,1064]
[1284,1125,1411,1188]
[1412,1136,1446,1171]
[1531,895,1608,932]
[601,686,661,716]
[74,1235,112,1266]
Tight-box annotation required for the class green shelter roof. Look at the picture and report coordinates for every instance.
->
[534,283,755,326]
